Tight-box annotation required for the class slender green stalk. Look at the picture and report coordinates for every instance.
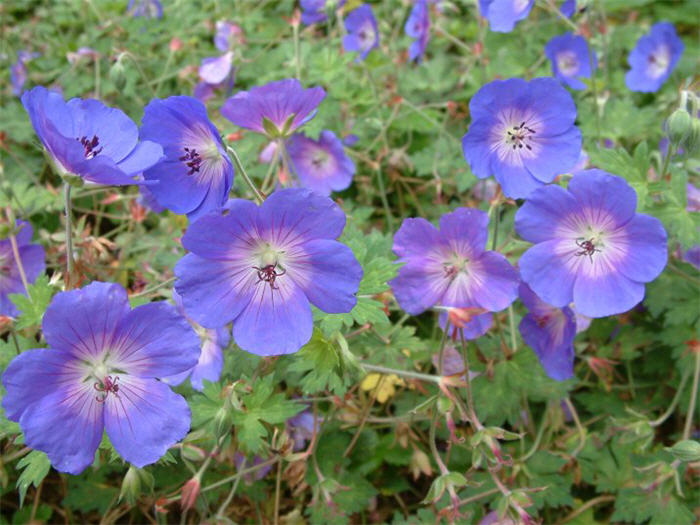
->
[682,350,700,440]
[459,332,482,430]
[226,146,265,203]
[63,183,75,288]
[215,458,246,518]
[660,143,676,178]
[650,371,690,427]
[564,397,586,456]
[490,203,501,251]
[375,164,395,231]
[362,363,442,384]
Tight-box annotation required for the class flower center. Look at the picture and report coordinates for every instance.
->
[77,135,103,159]
[251,243,287,291]
[359,26,375,48]
[573,237,601,262]
[179,147,203,176]
[443,256,469,279]
[94,374,120,402]
[647,45,670,78]
[505,121,536,151]
[556,52,579,76]
[311,150,330,169]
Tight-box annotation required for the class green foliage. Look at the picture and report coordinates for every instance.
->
[9,275,55,330]
[231,376,303,453]
[15,451,50,507]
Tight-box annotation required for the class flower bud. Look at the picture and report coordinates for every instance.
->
[180,477,201,511]
[109,54,128,91]
[119,466,154,505]
[683,118,700,154]
[667,108,692,146]
[214,405,233,439]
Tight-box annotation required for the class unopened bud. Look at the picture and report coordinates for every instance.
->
[667,108,692,146]
[180,477,201,511]
[120,466,154,505]
[109,53,128,91]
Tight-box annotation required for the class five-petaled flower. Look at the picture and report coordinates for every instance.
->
[0,221,45,317]
[175,188,363,356]
[461,77,582,199]
[404,0,430,63]
[221,79,326,139]
[389,208,519,316]
[1,282,200,474]
[479,0,533,33]
[515,170,668,317]
[286,130,355,195]
[343,4,380,62]
[140,96,235,221]
[545,32,596,90]
[625,22,684,93]
[518,282,576,381]
[22,86,164,186]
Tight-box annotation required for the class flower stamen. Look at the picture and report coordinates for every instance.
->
[77,135,103,159]
[94,375,120,403]
[179,147,203,175]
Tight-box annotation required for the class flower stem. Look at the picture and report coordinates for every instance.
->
[361,363,443,384]
[660,143,676,179]
[459,332,483,430]
[215,458,246,519]
[63,183,75,288]
[375,164,395,232]
[428,326,450,475]
[490,202,501,251]
[4,208,31,296]
[564,396,586,456]
[650,370,690,428]
[226,145,265,204]
[682,348,700,440]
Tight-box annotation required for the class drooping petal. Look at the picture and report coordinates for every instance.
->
[188,332,226,390]
[111,302,201,378]
[519,313,575,381]
[175,253,256,328]
[390,257,448,315]
[519,240,576,307]
[42,282,131,359]
[232,276,313,355]
[286,239,362,313]
[104,376,190,468]
[19,384,104,474]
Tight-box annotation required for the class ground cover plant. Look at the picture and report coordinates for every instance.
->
[1,0,699,523]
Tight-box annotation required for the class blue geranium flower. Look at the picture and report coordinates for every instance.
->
[342,4,380,61]
[10,51,39,96]
[515,170,668,318]
[286,130,355,195]
[559,0,576,18]
[221,79,326,139]
[405,0,430,63]
[545,32,596,90]
[625,22,684,93]
[479,0,533,33]
[21,87,163,186]
[1,282,200,474]
[140,96,234,221]
[461,77,582,199]
[175,188,363,356]
[518,282,576,381]
[127,0,162,18]
[0,221,45,317]
[389,208,519,316]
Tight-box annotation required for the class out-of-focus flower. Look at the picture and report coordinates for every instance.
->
[545,32,596,90]
[286,130,355,195]
[221,79,326,139]
[625,22,684,93]
[518,282,576,381]
[10,51,39,96]
[405,0,430,63]
[342,4,380,62]
[0,221,45,317]
[127,0,163,18]
[215,20,243,51]
[360,373,405,403]
[479,0,534,33]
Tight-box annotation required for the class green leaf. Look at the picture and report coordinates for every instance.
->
[231,375,303,453]
[16,450,51,507]
[9,275,55,330]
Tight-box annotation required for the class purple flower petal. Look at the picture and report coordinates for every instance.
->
[104,376,190,468]
[625,22,684,93]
